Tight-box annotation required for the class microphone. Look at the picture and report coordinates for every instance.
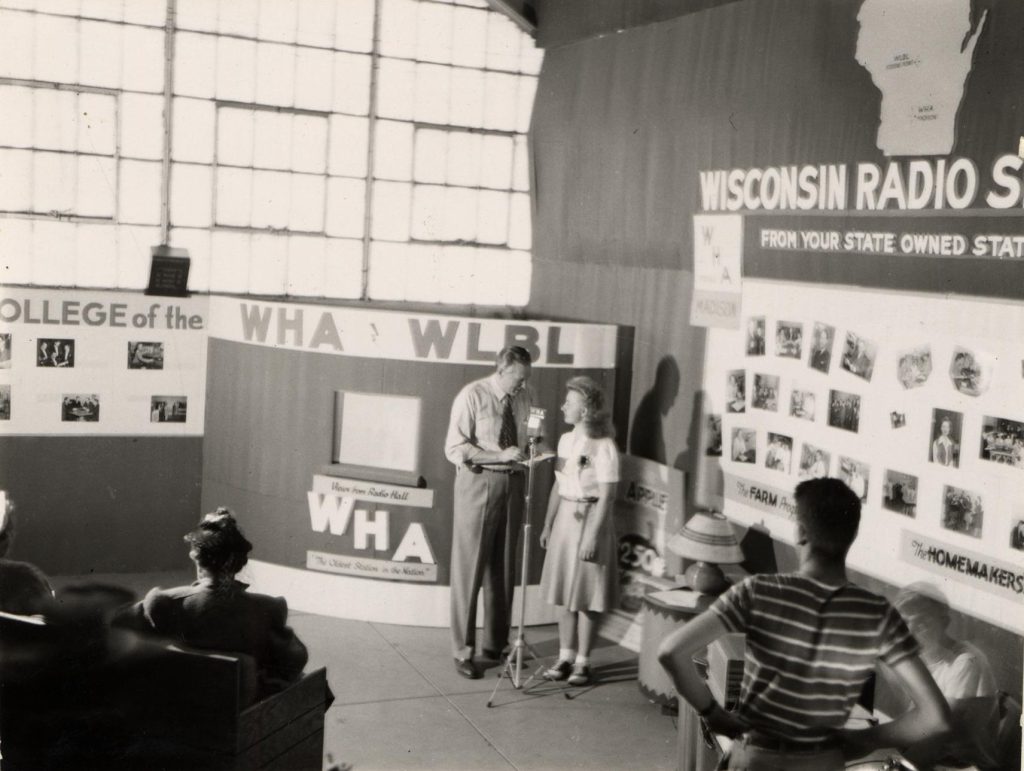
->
[527,407,546,442]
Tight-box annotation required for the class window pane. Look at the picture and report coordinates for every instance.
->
[449,67,484,128]
[370,180,411,241]
[215,166,254,226]
[367,240,408,301]
[77,93,116,156]
[32,221,78,287]
[253,111,293,170]
[76,155,116,217]
[177,0,219,31]
[0,149,33,211]
[258,0,297,43]
[79,20,122,89]
[323,237,362,298]
[479,134,513,190]
[508,191,531,249]
[171,97,216,164]
[121,93,165,160]
[287,234,327,297]
[174,32,217,99]
[210,230,252,293]
[0,10,34,80]
[122,26,164,92]
[0,86,32,148]
[485,13,521,72]
[326,177,366,238]
[294,47,334,112]
[516,76,538,134]
[414,63,451,125]
[373,120,413,181]
[289,173,326,232]
[76,223,118,288]
[118,159,162,224]
[333,52,371,116]
[291,115,328,173]
[442,186,476,242]
[296,0,335,48]
[248,232,288,295]
[410,184,446,241]
[404,243,441,302]
[512,135,530,191]
[0,218,33,284]
[33,15,78,85]
[437,244,475,304]
[416,2,453,64]
[471,247,510,305]
[33,89,77,152]
[255,42,296,107]
[170,163,213,228]
[328,115,369,177]
[217,37,257,103]
[217,108,255,167]
[169,226,211,291]
[446,131,481,187]
[33,152,76,214]
[335,0,374,53]
[483,71,518,131]
[451,7,486,69]
[505,249,531,305]
[377,57,415,121]
[251,169,292,229]
[217,0,258,38]
[379,0,417,59]
[413,129,447,183]
[476,189,509,245]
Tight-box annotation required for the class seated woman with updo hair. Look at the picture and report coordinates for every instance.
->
[128,508,308,697]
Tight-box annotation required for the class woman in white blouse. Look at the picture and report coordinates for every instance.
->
[539,376,619,686]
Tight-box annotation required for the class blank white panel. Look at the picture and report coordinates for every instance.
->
[209,230,251,293]
[294,47,334,112]
[217,0,258,38]
[118,159,162,224]
[378,0,417,59]
[328,114,368,177]
[176,0,219,31]
[512,135,530,191]
[170,163,213,228]
[31,220,77,286]
[516,76,537,134]
[75,155,116,217]
[325,176,366,238]
[508,191,531,249]
[471,248,510,306]
[333,52,371,116]
[77,92,116,156]
[0,10,34,80]
[33,14,78,84]
[291,115,328,173]
[482,71,518,131]
[479,134,513,189]
[217,37,257,103]
[33,89,77,152]
[217,107,254,167]
[215,167,253,226]
[120,93,164,159]
[437,244,475,304]
[116,224,161,289]
[335,0,374,53]
[122,0,165,25]
[288,173,325,232]
[476,189,509,245]
[323,237,362,299]
[413,129,447,183]
[410,184,445,241]
[78,20,122,88]
[446,132,481,187]
[485,13,521,72]
[248,232,288,295]
[370,180,411,241]
[373,120,413,181]
[451,7,486,68]
[0,86,34,147]
[504,249,531,306]
[0,149,33,211]
[258,0,297,43]
[416,2,453,64]
[414,63,451,125]
[79,0,124,22]
[122,26,164,92]
[252,111,292,170]
[75,223,118,288]
[366,241,408,301]
[33,152,76,214]
[171,98,216,164]
[404,243,442,303]
[255,42,296,107]
[174,32,217,99]
[250,169,291,229]
[449,67,484,128]
[519,42,544,76]
[286,234,326,297]
[296,0,335,48]
[376,57,415,121]
[168,226,211,291]
[442,186,476,242]
[0,218,33,284]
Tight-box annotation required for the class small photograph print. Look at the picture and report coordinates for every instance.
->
[765,433,793,473]
[776,321,803,359]
[0,333,10,368]
[62,394,99,422]
[890,411,906,429]
[838,456,870,503]
[840,332,877,382]
[828,389,860,433]
[128,341,165,370]
[151,395,187,423]
[897,346,932,389]
[979,415,1024,469]
[798,443,831,479]
[941,485,984,539]
[1011,520,1024,551]
[752,373,780,411]
[745,316,766,356]
[37,338,75,368]
[0,384,9,420]
[789,389,816,421]
[882,469,917,517]
[726,369,746,413]
[731,427,756,464]
[949,347,992,397]
[929,408,962,468]
[705,414,723,457]
[809,322,835,373]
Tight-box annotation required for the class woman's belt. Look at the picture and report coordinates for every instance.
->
[560,496,599,503]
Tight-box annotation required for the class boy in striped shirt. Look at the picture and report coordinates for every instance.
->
[658,478,950,770]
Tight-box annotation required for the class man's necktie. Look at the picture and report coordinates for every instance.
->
[499,394,517,449]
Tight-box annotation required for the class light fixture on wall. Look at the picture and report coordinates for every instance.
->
[667,511,743,596]
[146,245,191,297]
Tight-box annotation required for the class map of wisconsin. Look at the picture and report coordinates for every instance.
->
[856,0,987,156]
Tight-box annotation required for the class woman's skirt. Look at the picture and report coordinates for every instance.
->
[539,498,619,612]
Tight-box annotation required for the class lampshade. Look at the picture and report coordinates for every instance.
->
[668,511,744,565]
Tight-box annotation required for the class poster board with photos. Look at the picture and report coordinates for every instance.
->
[702,279,1024,633]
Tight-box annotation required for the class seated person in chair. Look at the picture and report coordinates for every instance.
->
[0,494,55,616]
[120,508,308,698]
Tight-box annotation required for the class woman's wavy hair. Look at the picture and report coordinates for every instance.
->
[184,507,253,576]
[566,375,615,440]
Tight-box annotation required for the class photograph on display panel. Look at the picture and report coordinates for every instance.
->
[789,388,816,421]
[128,341,165,370]
[840,331,877,382]
[929,408,962,468]
[941,485,984,539]
[882,469,917,517]
[1011,520,1024,551]
[828,389,860,433]
[731,427,756,463]
[897,345,932,389]
[705,414,723,457]
[62,394,99,422]
[0,385,9,420]
[838,456,869,503]
[949,346,992,397]
[746,316,766,355]
[0,333,10,368]
[979,415,1024,469]
[765,433,793,473]
[775,321,803,359]
[151,396,187,423]
[38,339,75,368]
[798,443,830,479]
[808,322,834,373]
[752,373,779,411]
[726,369,746,413]
[890,411,907,429]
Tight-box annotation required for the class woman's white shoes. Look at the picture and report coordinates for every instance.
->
[543,659,573,681]
[567,664,590,686]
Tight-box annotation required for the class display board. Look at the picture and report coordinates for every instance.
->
[703,279,1024,633]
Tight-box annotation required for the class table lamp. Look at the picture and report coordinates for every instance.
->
[668,511,743,596]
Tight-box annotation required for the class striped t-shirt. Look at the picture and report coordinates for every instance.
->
[710,573,918,744]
